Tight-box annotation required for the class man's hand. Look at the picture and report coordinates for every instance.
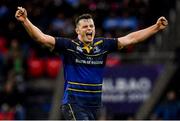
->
[156,16,168,30]
[15,7,27,23]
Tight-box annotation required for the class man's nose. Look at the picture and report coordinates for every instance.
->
[87,26,91,30]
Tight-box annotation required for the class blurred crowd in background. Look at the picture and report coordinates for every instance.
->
[0,0,179,120]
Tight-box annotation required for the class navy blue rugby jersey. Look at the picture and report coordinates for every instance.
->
[53,37,118,107]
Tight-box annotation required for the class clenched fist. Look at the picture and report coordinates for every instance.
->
[15,7,27,23]
[156,16,168,30]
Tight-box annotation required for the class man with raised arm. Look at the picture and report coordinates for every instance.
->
[15,6,168,120]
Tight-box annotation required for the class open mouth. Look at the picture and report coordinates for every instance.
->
[86,32,93,39]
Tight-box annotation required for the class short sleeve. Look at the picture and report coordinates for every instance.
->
[53,37,71,54]
[103,38,118,53]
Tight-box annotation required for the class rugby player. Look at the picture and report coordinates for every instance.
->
[15,6,168,120]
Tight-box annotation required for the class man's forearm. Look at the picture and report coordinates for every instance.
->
[118,17,168,49]
[21,18,46,43]
[126,24,159,44]
[15,7,55,50]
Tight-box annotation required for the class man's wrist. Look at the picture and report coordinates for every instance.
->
[154,24,160,32]
[21,18,28,24]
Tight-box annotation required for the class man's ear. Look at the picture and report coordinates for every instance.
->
[75,27,79,34]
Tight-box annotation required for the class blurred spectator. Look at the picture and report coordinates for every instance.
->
[0,37,8,56]
[0,5,8,18]
[0,54,3,81]
[0,70,26,120]
[103,15,138,31]
[5,38,25,75]
[65,0,79,8]
[151,90,180,120]
[51,12,66,35]
[0,36,8,82]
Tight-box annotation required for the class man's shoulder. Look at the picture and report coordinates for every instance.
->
[94,37,117,44]
[94,37,117,41]
[55,37,76,46]
[94,37,104,41]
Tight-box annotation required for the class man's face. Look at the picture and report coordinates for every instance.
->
[76,19,95,43]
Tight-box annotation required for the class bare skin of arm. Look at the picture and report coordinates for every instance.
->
[15,7,55,51]
[15,7,168,51]
[118,17,168,49]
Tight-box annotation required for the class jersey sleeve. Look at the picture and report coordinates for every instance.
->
[53,37,71,54]
[103,38,118,53]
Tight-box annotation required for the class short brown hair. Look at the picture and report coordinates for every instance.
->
[75,14,93,26]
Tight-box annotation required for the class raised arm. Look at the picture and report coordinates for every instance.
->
[15,7,55,51]
[117,17,168,49]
